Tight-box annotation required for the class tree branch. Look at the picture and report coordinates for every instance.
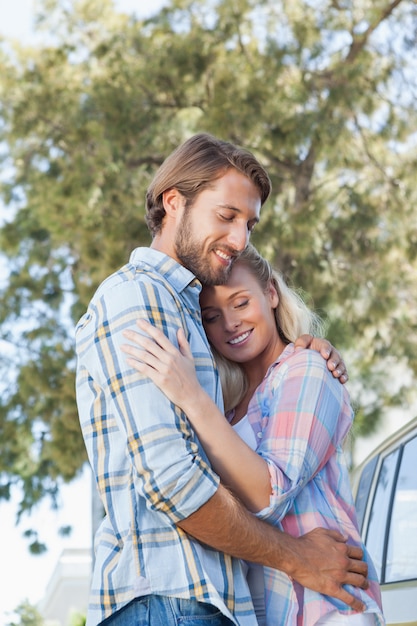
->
[345,0,404,64]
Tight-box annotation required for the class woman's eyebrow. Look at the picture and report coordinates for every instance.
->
[201,290,249,311]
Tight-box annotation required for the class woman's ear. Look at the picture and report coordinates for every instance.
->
[162,188,186,219]
[268,280,279,309]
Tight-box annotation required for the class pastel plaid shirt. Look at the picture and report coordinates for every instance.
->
[75,248,255,626]
[246,344,385,625]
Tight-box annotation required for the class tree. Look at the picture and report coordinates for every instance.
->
[6,600,44,626]
[0,0,416,526]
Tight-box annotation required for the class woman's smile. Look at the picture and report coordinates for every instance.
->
[227,330,253,346]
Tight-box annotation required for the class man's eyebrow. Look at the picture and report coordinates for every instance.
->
[217,203,240,211]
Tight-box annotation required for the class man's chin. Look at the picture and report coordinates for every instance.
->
[197,267,230,286]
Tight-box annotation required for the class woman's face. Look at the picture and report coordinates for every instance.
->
[200,261,281,367]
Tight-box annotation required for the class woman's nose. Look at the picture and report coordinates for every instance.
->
[224,315,241,332]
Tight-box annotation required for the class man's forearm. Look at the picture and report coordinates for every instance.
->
[177,484,369,612]
[178,483,289,569]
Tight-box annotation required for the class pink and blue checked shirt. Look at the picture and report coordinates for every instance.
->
[75,248,255,626]
[244,344,385,625]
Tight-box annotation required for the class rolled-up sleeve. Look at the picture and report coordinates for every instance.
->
[252,349,353,525]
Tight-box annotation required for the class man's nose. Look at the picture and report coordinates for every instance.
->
[226,223,249,253]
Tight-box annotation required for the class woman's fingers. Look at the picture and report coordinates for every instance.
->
[121,322,191,379]
[128,319,194,365]
[121,339,167,374]
[177,327,193,360]
[122,329,163,361]
[135,318,174,351]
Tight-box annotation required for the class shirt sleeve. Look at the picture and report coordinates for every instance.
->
[76,275,219,525]
[253,348,353,525]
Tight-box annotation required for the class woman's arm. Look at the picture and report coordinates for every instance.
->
[254,348,352,524]
[122,319,272,512]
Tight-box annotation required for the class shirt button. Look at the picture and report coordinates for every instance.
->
[257,432,262,438]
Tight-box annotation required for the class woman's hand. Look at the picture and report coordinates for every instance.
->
[121,318,200,412]
[294,335,348,383]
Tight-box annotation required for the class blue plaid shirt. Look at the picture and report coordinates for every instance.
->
[75,248,255,626]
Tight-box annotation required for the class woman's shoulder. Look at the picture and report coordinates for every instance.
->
[277,343,327,369]
[269,343,331,385]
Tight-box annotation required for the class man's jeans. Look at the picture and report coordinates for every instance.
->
[99,595,235,625]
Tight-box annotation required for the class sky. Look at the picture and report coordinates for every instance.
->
[0,2,167,624]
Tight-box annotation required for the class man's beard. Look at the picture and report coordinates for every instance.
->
[175,211,233,286]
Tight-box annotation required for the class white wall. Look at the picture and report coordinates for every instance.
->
[38,548,91,626]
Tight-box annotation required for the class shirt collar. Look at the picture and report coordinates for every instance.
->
[129,247,202,296]
[265,343,295,376]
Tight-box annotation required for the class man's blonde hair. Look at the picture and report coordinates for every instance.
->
[146,133,271,237]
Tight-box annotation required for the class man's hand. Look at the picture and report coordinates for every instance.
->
[294,335,348,383]
[284,528,368,612]
[179,487,368,611]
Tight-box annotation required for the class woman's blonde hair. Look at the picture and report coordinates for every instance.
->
[207,244,323,412]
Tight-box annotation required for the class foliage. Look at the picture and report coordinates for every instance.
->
[69,613,86,626]
[0,0,416,522]
[6,600,44,626]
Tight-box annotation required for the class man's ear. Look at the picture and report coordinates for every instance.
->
[162,188,186,219]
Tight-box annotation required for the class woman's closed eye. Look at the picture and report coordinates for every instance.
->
[203,313,220,324]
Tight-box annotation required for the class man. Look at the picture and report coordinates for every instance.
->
[76,133,366,626]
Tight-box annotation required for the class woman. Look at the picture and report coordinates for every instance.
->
[121,245,384,626]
